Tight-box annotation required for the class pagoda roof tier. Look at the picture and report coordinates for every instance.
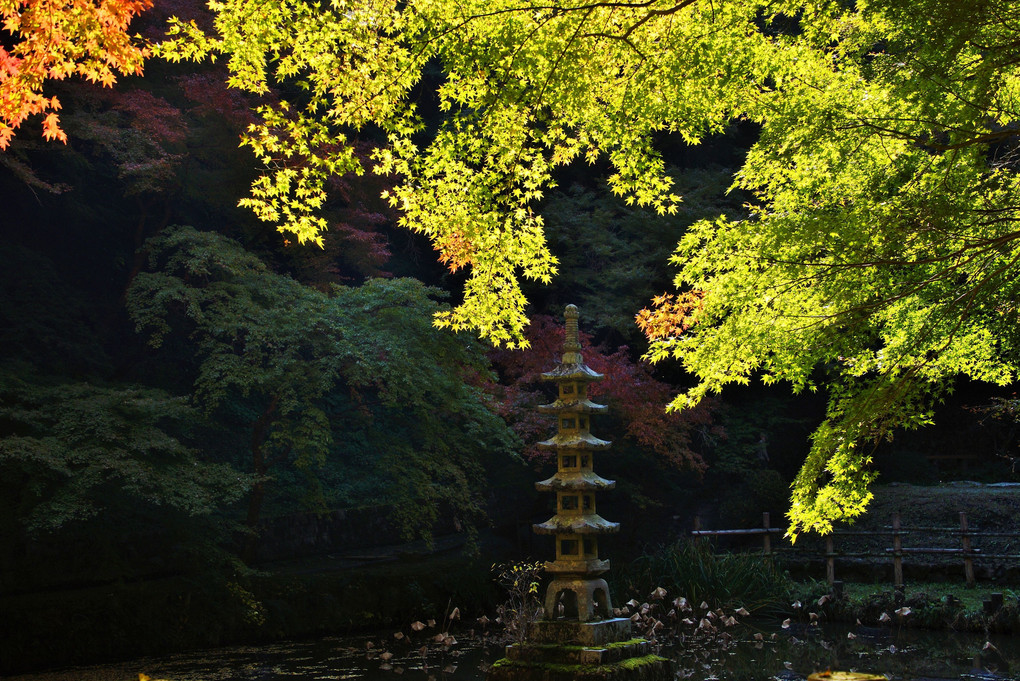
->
[544,558,610,575]
[541,363,604,382]
[535,471,616,492]
[536,398,608,414]
[538,433,611,450]
[533,514,620,535]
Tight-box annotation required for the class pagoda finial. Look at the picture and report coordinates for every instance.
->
[562,304,582,365]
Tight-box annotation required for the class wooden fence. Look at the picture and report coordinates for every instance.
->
[691,511,1020,587]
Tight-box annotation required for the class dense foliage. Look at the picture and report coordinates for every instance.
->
[0,0,152,147]
[128,225,520,546]
[647,0,1020,532]
[152,0,1020,532]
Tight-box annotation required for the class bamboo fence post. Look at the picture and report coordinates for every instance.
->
[825,535,835,585]
[961,512,975,586]
[762,512,772,556]
[892,511,903,588]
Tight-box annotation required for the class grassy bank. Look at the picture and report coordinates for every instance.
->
[788,580,1020,633]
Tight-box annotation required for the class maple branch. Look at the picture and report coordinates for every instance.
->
[579,0,698,44]
[836,117,1020,152]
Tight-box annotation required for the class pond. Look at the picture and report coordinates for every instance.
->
[8,622,1019,681]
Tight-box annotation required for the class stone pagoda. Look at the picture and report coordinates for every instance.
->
[488,305,672,681]
[532,303,618,624]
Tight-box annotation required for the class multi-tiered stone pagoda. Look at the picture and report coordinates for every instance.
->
[533,303,618,623]
[488,305,672,681]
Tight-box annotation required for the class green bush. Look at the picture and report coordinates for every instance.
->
[612,539,792,612]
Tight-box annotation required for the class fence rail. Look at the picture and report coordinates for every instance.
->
[690,511,1020,587]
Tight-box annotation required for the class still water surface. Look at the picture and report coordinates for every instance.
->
[10,623,1020,681]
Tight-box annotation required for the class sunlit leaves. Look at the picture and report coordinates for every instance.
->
[0,0,151,148]
[158,0,779,345]
[642,0,1020,534]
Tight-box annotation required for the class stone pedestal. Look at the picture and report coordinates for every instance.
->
[488,620,672,681]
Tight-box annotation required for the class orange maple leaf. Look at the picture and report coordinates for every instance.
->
[436,229,474,272]
[41,113,68,144]
[636,291,705,340]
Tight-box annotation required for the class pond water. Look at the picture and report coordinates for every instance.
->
[10,622,1020,681]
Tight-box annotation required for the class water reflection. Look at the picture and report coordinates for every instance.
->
[10,623,1020,681]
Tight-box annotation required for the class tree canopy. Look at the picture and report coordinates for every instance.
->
[128,225,520,548]
[644,0,1020,533]
[152,0,1020,533]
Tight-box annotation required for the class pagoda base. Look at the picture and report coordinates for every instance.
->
[487,621,672,681]
[529,618,631,646]
[543,576,613,622]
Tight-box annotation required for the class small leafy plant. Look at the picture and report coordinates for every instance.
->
[493,561,544,645]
